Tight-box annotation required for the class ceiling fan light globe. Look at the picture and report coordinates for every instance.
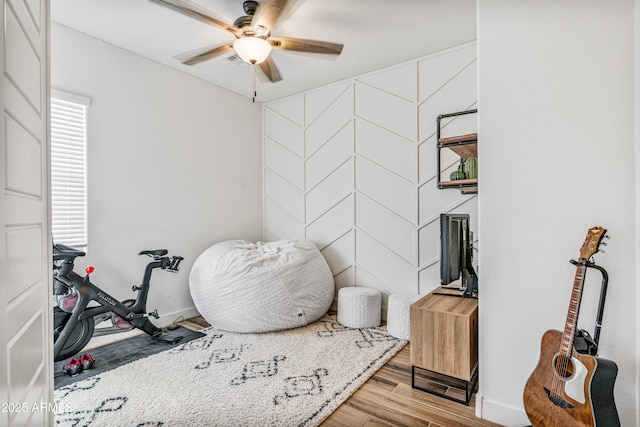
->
[233,37,272,64]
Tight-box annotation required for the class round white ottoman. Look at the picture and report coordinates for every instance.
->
[386,293,422,340]
[337,287,381,328]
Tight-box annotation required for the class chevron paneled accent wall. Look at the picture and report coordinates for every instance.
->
[263,43,478,310]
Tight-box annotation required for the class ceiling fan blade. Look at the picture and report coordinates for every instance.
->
[175,42,234,66]
[270,37,344,56]
[251,0,299,30]
[149,0,239,35]
[258,57,282,83]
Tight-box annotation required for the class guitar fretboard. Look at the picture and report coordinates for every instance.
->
[560,262,587,356]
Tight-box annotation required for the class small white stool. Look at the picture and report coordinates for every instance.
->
[387,293,422,340]
[337,287,381,328]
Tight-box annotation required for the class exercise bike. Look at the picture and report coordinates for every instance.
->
[53,242,185,362]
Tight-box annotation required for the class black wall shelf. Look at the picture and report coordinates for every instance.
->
[436,109,478,195]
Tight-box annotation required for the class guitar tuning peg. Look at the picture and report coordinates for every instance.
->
[604,235,611,239]
[600,241,607,246]
[598,249,605,253]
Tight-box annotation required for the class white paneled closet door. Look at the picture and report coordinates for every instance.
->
[1,0,53,425]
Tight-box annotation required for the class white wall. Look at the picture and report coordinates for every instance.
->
[636,0,640,423]
[477,1,637,425]
[263,43,478,312]
[51,23,263,325]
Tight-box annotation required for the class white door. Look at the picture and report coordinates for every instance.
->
[1,0,52,425]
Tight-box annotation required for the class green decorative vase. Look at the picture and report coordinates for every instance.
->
[464,157,478,179]
[450,162,466,181]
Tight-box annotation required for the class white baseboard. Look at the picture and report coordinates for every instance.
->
[475,393,531,427]
[157,306,202,327]
[83,306,201,351]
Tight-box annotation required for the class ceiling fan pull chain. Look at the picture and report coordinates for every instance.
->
[252,65,257,103]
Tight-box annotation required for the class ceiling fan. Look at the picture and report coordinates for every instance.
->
[149,0,344,83]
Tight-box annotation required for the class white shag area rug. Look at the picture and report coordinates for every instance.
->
[54,315,406,427]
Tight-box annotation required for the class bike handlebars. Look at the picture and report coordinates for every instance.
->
[137,249,183,273]
[139,249,168,259]
[138,249,183,272]
[166,256,184,272]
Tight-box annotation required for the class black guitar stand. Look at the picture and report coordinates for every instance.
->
[570,258,609,356]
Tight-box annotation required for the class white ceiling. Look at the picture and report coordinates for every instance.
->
[51,0,477,102]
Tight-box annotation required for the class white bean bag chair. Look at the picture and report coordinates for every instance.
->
[189,239,335,333]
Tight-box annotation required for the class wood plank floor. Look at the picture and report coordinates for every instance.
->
[179,316,503,427]
[320,345,503,427]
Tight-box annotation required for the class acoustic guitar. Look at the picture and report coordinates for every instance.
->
[523,226,620,427]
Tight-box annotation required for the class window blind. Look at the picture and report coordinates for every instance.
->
[51,90,90,249]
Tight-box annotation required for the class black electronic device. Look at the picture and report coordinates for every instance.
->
[439,213,478,298]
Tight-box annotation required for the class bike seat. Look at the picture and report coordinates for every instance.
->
[139,249,168,258]
[53,243,86,261]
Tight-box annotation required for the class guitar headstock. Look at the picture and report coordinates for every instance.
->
[579,226,608,260]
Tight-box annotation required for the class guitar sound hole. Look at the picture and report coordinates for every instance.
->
[552,353,575,380]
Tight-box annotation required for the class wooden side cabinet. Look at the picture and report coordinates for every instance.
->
[410,289,478,404]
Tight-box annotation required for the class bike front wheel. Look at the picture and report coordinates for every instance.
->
[54,307,95,362]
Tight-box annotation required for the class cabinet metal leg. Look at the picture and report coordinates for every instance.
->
[411,365,478,406]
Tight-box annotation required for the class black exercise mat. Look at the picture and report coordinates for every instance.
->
[54,326,205,389]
